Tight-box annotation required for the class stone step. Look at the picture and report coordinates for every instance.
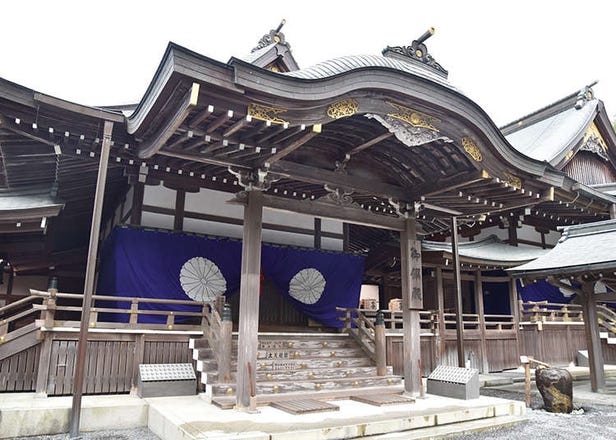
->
[197,354,377,375]
[256,365,393,382]
[257,346,367,359]
[211,375,402,396]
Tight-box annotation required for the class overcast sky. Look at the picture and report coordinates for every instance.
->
[2,0,615,126]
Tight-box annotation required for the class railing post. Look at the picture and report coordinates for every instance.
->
[166,312,175,330]
[129,299,139,325]
[219,303,233,383]
[43,279,58,328]
[375,310,387,376]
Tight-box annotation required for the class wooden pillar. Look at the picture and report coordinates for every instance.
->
[508,220,518,246]
[70,120,113,438]
[314,218,322,249]
[610,204,616,220]
[474,271,489,373]
[4,269,14,305]
[342,223,350,252]
[581,281,606,392]
[174,189,186,231]
[236,190,264,409]
[451,217,465,367]
[435,267,446,366]
[400,216,422,396]
[509,277,521,359]
[130,182,144,226]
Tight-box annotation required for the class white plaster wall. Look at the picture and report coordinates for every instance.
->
[143,184,176,209]
[141,211,174,230]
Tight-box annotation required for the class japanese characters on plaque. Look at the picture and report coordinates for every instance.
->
[409,240,423,309]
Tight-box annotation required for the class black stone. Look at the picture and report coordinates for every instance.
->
[535,367,573,413]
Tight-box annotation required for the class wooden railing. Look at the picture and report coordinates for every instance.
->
[0,294,45,341]
[359,309,435,332]
[201,296,232,383]
[28,289,209,331]
[520,300,584,323]
[337,307,378,360]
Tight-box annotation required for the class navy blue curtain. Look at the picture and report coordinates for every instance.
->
[97,228,364,327]
[262,244,364,328]
[516,279,576,305]
[97,228,242,323]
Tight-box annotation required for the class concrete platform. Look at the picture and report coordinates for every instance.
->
[0,393,148,439]
[146,393,526,440]
[0,391,525,440]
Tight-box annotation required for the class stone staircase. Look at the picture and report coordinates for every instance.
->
[189,332,402,408]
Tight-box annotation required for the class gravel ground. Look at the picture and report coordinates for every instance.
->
[12,388,616,439]
[455,388,616,440]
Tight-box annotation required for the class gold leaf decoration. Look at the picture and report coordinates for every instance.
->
[565,150,574,161]
[461,137,482,162]
[248,103,288,124]
[327,98,359,119]
[583,122,607,151]
[503,172,522,189]
[386,101,440,132]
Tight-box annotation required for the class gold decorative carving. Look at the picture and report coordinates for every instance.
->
[461,137,482,162]
[584,122,607,151]
[327,98,359,119]
[386,101,440,132]
[503,172,522,189]
[248,103,288,124]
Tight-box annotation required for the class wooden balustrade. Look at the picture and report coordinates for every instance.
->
[520,300,584,323]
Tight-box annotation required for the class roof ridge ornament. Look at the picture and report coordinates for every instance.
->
[382,27,448,78]
[252,19,288,53]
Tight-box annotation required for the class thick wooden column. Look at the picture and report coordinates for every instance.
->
[509,277,521,359]
[236,190,264,409]
[435,267,446,366]
[314,218,322,249]
[451,217,465,367]
[70,121,113,437]
[400,216,422,396]
[581,281,605,392]
[130,182,144,225]
[474,271,489,373]
[174,189,186,231]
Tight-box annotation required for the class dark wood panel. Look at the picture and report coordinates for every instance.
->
[0,344,39,392]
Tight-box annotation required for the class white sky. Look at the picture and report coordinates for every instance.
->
[1,0,615,126]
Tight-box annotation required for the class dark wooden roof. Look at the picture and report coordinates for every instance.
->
[2,39,616,276]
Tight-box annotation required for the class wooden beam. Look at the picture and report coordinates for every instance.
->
[261,125,321,165]
[348,132,393,156]
[223,115,251,138]
[451,216,465,368]
[400,216,422,396]
[188,104,214,129]
[268,160,409,201]
[205,110,233,134]
[130,182,144,226]
[70,120,114,437]
[137,82,200,158]
[229,193,405,231]
[158,148,250,169]
[236,190,263,409]
[581,281,606,392]
[595,292,616,302]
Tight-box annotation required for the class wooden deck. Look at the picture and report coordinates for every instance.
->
[350,393,415,406]
[270,398,340,414]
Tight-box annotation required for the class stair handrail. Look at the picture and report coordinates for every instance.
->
[597,304,616,335]
[336,307,379,361]
[201,296,232,383]
[0,292,47,342]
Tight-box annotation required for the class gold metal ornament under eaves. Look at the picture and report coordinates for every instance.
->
[248,103,288,124]
[386,101,440,132]
[503,172,522,189]
[327,98,359,119]
[461,137,482,162]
